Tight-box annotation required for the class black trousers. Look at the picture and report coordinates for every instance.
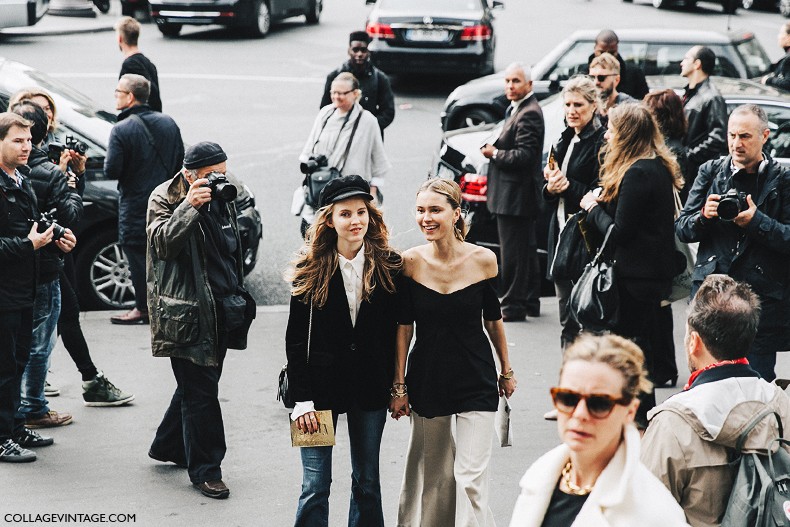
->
[150,345,228,484]
[58,255,98,381]
[121,244,147,312]
[0,308,33,441]
[496,215,540,318]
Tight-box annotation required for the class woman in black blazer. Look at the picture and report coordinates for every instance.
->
[543,76,606,350]
[579,103,683,424]
[285,175,401,527]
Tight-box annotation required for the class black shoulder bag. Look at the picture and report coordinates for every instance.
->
[568,224,619,333]
[277,301,313,409]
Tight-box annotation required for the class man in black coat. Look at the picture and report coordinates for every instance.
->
[761,21,790,93]
[105,74,184,324]
[583,30,649,101]
[320,31,395,137]
[10,103,82,431]
[481,63,545,321]
[681,45,728,181]
[0,112,76,463]
[676,104,790,382]
[115,16,162,112]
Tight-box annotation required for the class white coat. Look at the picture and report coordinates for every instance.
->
[508,424,689,527]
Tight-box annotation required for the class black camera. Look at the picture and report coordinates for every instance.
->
[300,154,328,175]
[47,135,89,164]
[35,210,66,241]
[718,188,747,222]
[204,172,237,201]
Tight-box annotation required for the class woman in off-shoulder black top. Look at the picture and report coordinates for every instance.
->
[390,179,517,527]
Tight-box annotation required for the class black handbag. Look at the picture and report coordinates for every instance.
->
[568,224,619,333]
[550,210,601,282]
[277,301,313,409]
[303,111,363,209]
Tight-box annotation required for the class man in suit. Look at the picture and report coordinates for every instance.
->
[481,63,545,321]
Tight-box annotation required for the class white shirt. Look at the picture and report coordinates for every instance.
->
[291,245,365,422]
[338,244,365,326]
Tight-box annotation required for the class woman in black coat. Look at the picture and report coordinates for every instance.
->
[579,103,683,424]
[285,175,401,527]
[543,75,607,350]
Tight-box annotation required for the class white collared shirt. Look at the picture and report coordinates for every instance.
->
[338,243,365,326]
[508,91,533,118]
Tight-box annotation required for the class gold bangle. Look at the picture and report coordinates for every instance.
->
[499,368,514,380]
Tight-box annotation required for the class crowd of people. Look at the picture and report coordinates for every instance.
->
[1,18,789,527]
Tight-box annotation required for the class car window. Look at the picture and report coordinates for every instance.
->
[616,42,647,69]
[543,41,593,81]
[644,44,739,78]
[735,38,772,78]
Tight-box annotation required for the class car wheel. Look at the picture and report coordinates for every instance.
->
[741,0,753,8]
[157,22,182,37]
[652,0,667,8]
[94,0,111,13]
[781,0,790,15]
[248,1,271,37]
[74,229,136,311]
[305,0,321,24]
[683,0,696,8]
[723,0,738,12]
[457,108,498,129]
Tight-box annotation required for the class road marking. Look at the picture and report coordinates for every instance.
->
[49,72,324,84]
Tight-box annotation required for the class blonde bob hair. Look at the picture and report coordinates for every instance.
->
[598,103,683,202]
[562,334,653,401]
[286,199,400,308]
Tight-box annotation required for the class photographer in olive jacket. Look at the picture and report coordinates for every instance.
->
[675,105,790,382]
[146,142,255,500]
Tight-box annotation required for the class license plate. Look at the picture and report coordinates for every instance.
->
[405,29,449,42]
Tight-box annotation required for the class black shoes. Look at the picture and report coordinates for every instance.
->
[0,438,36,463]
[194,480,230,499]
[14,428,54,448]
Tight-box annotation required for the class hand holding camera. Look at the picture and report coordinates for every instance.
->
[186,178,213,209]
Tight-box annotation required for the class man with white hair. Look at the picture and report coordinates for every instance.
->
[481,63,545,321]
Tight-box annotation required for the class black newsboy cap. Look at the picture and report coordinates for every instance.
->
[184,141,228,169]
[318,175,373,208]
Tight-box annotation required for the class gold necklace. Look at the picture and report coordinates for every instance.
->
[561,461,594,496]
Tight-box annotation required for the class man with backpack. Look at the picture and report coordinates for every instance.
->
[320,31,395,139]
[641,274,790,527]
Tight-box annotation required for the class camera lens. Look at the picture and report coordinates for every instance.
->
[214,182,237,201]
[718,197,740,222]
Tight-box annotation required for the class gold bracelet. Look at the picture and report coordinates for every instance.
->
[499,368,514,380]
[390,383,408,398]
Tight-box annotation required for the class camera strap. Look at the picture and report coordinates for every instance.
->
[311,107,353,158]
[128,114,171,174]
[337,111,363,173]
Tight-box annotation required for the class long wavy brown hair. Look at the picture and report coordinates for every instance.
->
[598,103,683,202]
[286,199,401,308]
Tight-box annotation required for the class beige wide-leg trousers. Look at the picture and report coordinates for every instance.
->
[396,410,496,527]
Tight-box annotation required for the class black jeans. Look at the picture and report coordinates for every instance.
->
[0,308,33,441]
[150,344,228,484]
[58,255,98,381]
[121,244,147,312]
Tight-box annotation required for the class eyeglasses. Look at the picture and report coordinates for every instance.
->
[114,89,130,95]
[550,387,631,419]
[588,74,617,82]
[330,90,354,96]
[350,46,369,53]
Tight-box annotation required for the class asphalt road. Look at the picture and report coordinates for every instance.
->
[1,0,787,306]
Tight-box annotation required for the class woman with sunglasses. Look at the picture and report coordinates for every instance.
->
[297,72,390,236]
[578,103,683,424]
[391,179,516,527]
[509,334,689,527]
[285,175,402,527]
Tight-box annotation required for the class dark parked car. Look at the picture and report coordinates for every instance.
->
[364,0,502,77]
[441,28,773,130]
[432,76,790,279]
[0,56,263,310]
[149,0,321,37]
[633,0,740,13]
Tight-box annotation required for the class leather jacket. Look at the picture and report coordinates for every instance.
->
[146,172,253,367]
[0,167,39,311]
[675,154,790,329]
[683,78,728,172]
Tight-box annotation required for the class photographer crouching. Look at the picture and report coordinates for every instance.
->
[146,142,255,499]
[676,104,790,382]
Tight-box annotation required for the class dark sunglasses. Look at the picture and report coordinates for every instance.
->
[588,74,617,82]
[550,387,631,419]
[351,46,369,53]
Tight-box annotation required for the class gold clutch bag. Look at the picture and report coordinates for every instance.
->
[290,410,336,448]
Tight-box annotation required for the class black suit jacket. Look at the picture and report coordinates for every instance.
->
[285,265,400,413]
[486,94,545,217]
